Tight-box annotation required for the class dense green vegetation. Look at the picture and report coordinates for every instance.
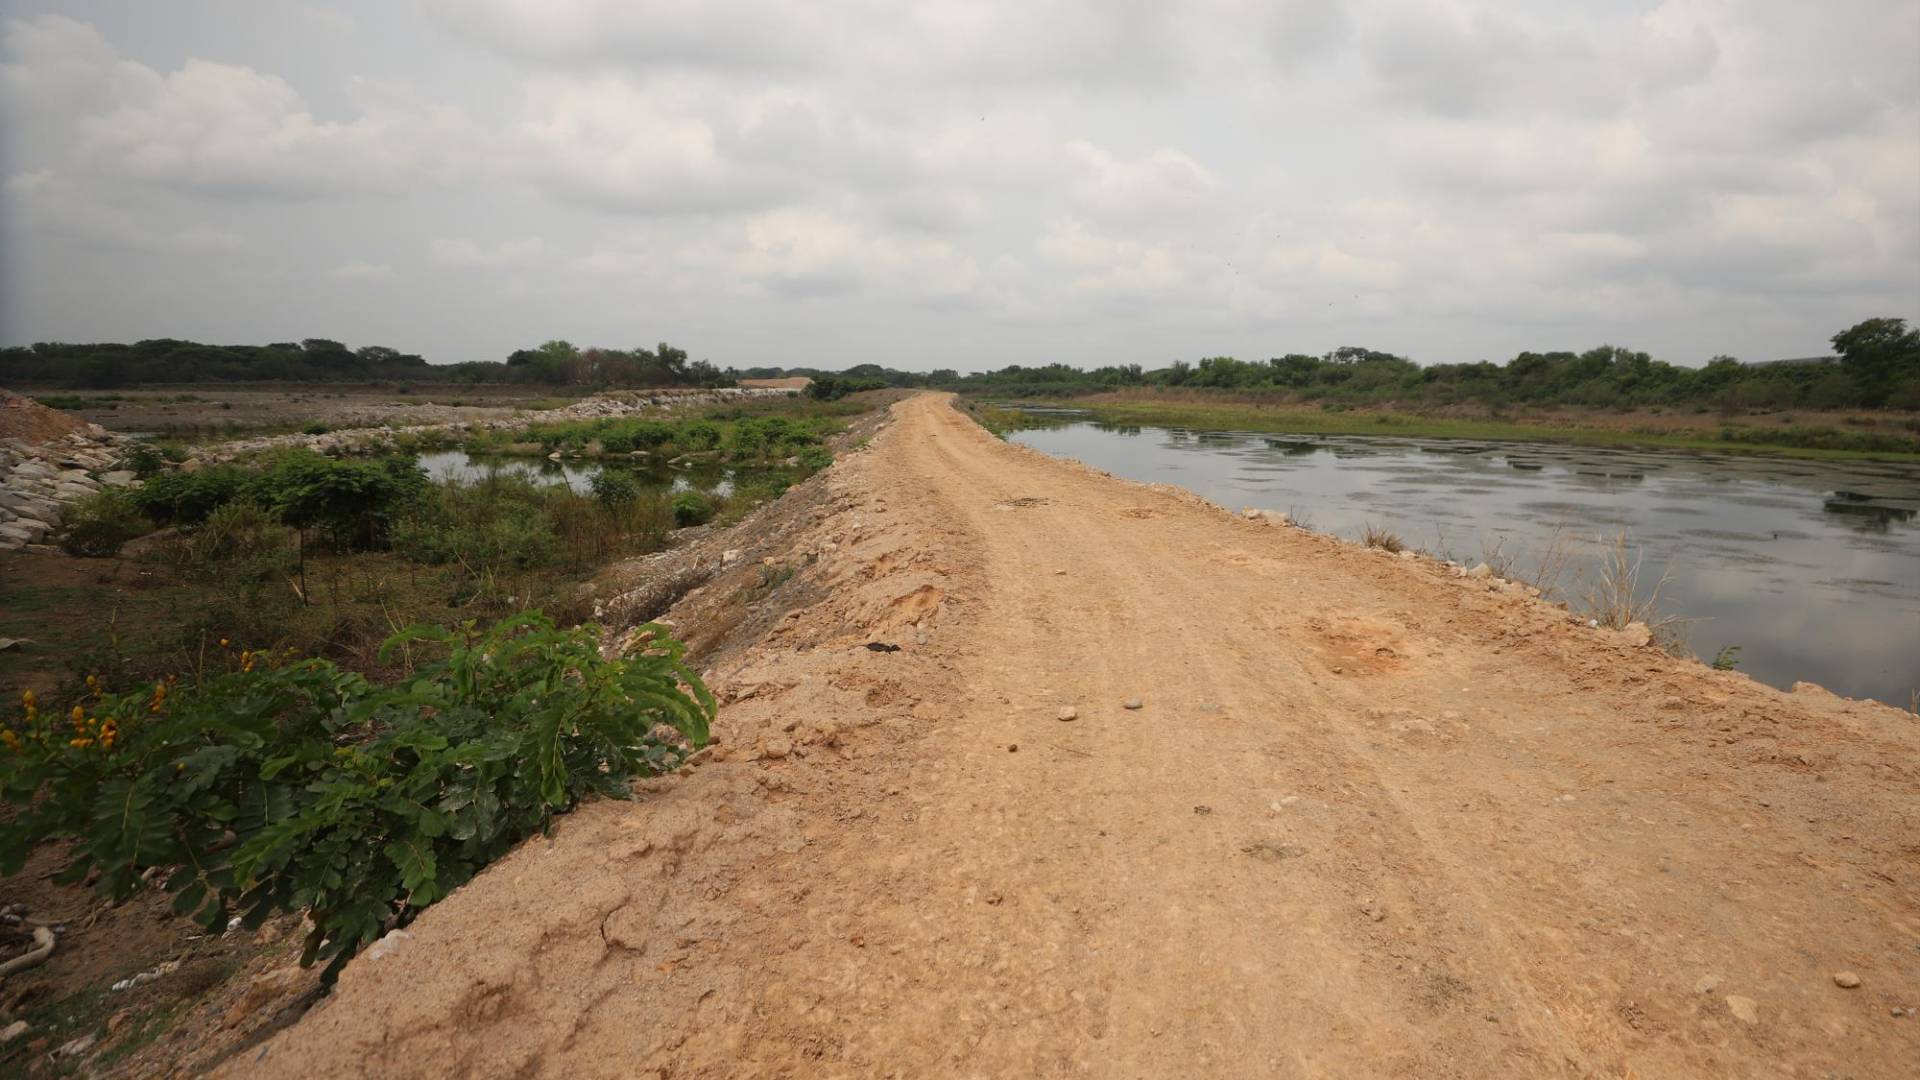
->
[1025,399,1920,460]
[930,318,1918,410]
[13,319,1910,414]
[1,612,713,981]
[1,337,729,389]
[30,444,821,687]
[465,404,848,464]
[761,319,1920,412]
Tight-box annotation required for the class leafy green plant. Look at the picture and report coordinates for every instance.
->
[247,450,428,551]
[392,498,557,572]
[131,467,252,525]
[589,469,641,508]
[184,502,286,566]
[680,420,722,451]
[57,489,153,557]
[1711,645,1742,671]
[0,612,714,981]
[301,423,331,436]
[121,443,168,478]
[670,490,714,527]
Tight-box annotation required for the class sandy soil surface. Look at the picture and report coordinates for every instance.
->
[239,393,1919,1078]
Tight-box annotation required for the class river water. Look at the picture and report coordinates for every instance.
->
[1007,417,1920,709]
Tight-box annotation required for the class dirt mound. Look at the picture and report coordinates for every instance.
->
[0,389,91,444]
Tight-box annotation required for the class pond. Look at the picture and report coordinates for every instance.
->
[1007,415,1920,709]
[416,450,737,497]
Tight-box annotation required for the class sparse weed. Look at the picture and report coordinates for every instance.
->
[57,490,153,557]
[1362,523,1405,553]
[1581,529,1692,653]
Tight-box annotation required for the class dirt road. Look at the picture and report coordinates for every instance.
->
[245,394,1919,1078]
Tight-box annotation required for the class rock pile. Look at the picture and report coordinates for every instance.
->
[203,386,794,463]
[0,421,133,550]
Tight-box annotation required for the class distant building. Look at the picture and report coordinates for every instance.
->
[739,376,814,390]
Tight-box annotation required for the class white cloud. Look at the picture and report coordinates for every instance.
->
[2,2,1916,367]
[1066,141,1217,218]
[431,237,547,268]
[729,209,981,303]
[3,15,480,201]
[328,260,396,280]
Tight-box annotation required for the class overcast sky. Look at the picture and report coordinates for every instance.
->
[2,1,1916,372]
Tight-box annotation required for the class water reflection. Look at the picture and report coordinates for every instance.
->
[1009,421,1920,708]
[416,450,735,497]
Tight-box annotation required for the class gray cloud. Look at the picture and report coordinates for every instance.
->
[1,0,1916,371]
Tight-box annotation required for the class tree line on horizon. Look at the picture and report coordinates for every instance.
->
[797,318,1919,410]
[5,318,1915,410]
[0,338,732,392]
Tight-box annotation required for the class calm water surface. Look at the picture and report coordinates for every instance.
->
[1009,417,1920,708]
[415,450,735,496]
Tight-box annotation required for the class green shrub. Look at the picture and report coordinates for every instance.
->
[57,490,153,557]
[0,613,714,981]
[795,445,834,471]
[301,422,331,436]
[131,467,252,524]
[122,443,167,478]
[730,474,793,504]
[681,421,722,451]
[589,469,641,508]
[393,499,557,570]
[185,502,287,565]
[247,451,428,549]
[670,490,714,527]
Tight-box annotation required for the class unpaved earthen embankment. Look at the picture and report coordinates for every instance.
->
[240,393,1919,1078]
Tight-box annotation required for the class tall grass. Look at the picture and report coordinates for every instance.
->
[1438,523,1692,654]
[1581,529,1691,647]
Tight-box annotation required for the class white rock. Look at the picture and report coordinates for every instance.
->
[365,928,413,960]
